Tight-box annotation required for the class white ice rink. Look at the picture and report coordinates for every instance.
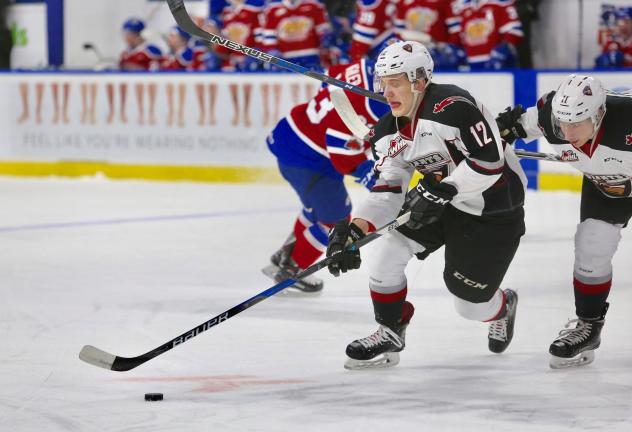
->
[1,177,631,432]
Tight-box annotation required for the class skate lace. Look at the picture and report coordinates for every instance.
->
[556,319,592,345]
[358,326,403,350]
[488,316,507,341]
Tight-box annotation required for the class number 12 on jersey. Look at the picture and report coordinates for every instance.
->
[470,121,492,147]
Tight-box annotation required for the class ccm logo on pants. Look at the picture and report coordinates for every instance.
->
[453,271,488,289]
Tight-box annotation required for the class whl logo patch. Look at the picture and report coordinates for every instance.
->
[560,149,579,162]
[433,96,475,114]
[388,135,408,158]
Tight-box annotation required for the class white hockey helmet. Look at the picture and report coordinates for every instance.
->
[374,40,434,93]
[551,74,606,125]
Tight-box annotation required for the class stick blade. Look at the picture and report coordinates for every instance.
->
[330,89,371,139]
[79,345,116,370]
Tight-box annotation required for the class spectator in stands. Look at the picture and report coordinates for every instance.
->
[514,0,541,68]
[596,6,632,68]
[349,0,396,62]
[107,18,162,125]
[323,0,355,64]
[449,0,523,70]
[394,0,466,70]
[261,0,332,104]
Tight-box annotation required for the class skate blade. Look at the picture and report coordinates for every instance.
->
[280,286,323,297]
[261,264,278,279]
[344,352,400,370]
[261,265,323,296]
[549,350,595,369]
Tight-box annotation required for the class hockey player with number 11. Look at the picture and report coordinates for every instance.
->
[325,41,527,369]
[496,74,632,369]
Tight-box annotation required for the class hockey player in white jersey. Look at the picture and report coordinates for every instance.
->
[325,41,527,369]
[496,74,632,369]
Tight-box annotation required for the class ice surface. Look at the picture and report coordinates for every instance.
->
[0,178,631,431]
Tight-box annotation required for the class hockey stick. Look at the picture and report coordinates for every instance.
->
[79,211,411,372]
[512,149,563,162]
[165,0,387,104]
[329,88,565,163]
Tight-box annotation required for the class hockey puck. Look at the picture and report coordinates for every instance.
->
[144,393,163,402]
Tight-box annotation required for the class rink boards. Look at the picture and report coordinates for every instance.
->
[0,70,631,190]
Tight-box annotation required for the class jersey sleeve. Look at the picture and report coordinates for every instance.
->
[350,4,377,61]
[435,101,506,204]
[519,105,544,142]
[313,3,332,36]
[324,127,371,175]
[354,152,414,228]
[261,8,279,52]
[446,1,462,45]
[497,2,524,46]
[522,91,569,144]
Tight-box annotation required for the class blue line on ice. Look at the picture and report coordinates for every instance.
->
[0,207,294,233]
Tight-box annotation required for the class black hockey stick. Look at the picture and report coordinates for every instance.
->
[329,88,566,163]
[165,0,387,104]
[79,212,411,371]
[513,149,564,162]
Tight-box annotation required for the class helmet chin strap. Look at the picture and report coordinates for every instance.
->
[591,107,606,138]
[404,83,424,118]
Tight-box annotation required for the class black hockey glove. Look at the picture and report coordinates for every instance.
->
[403,176,458,230]
[326,220,365,277]
[495,105,527,144]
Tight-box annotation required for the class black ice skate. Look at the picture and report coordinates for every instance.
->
[488,289,518,354]
[261,235,323,295]
[345,301,414,370]
[549,303,608,369]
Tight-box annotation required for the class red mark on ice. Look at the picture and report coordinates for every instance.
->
[120,375,308,393]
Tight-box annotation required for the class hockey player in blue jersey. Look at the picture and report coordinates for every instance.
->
[262,58,390,294]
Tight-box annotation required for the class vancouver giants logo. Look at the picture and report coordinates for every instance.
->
[388,135,408,158]
[626,133,632,145]
[433,96,475,114]
[560,149,579,162]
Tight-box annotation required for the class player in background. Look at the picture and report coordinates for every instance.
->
[349,0,396,62]
[107,18,162,125]
[394,0,466,70]
[261,0,333,104]
[496,75,632,369]
[448,0,523,69]
[263,58,390,294]
[595,7,632,68]
[191,17,222,126]
[214,0,262,127]
[161,26,193,128]
[325,41,526,369]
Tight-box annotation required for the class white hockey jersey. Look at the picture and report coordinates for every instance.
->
[355,82,527,228]
[519,91,632,198]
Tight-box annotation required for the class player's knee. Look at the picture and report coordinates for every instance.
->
[453,289,504,321]
[368,234,413,289]
[444,268,497,303]
[574,219,621,277]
